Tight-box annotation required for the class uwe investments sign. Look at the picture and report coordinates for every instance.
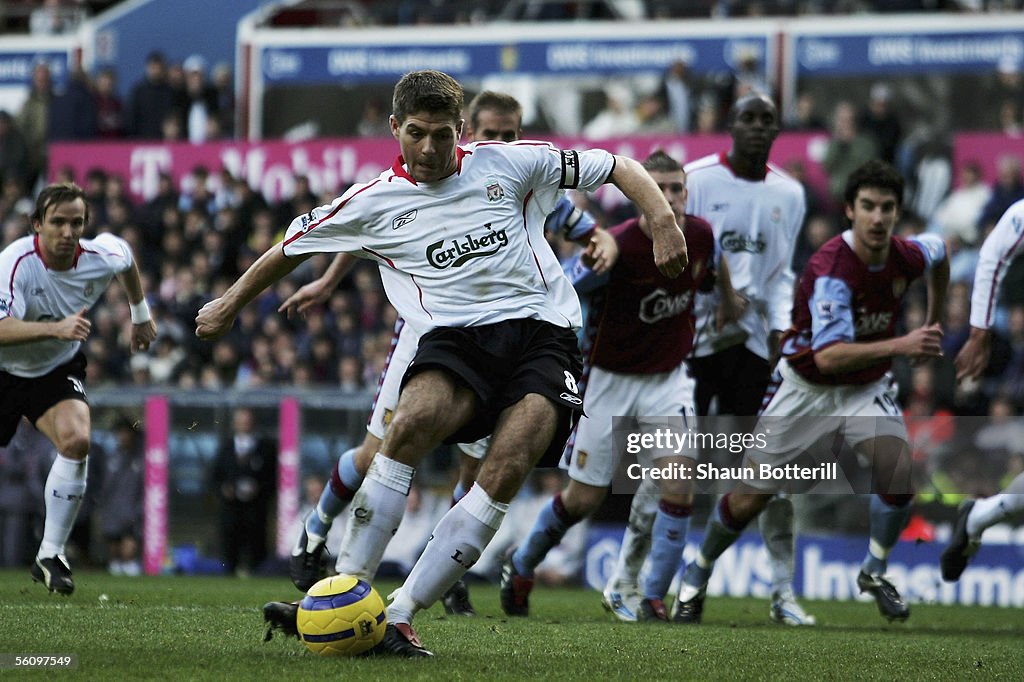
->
[795,29,1024,76]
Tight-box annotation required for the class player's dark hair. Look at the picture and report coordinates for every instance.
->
[843,159,904,209]
[392,70,463,124]
[467,91,522,130]
[642,150,682,174]
[33,182,88,224]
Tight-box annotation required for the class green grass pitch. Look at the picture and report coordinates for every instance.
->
[0,570,1021,680]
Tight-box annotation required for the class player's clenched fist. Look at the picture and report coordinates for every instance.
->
[195,298,235,340]
[903,323,943,362]
[653,223,688,278]
[54,307,91,342]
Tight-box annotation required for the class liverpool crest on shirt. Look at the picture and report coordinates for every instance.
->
[485,177,504,202]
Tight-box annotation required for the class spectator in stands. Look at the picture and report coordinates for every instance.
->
[792,214,837,276]
[93,67,124,139]
[634,94,675,134]
[730,49,770,99]
[99,416,144,576]
[907,134,951,222]
[822,100,877,207]
[930,160,991,244]
[0,111,28,190]
[0,420,54,568]
[977,153,1024,232]
[160,110,184,142]
[210,407,276,576]
[857,83,902,165]
[16,60,53,188]
[784,91,827,131]
[998,99,1022,137]
[694,93,721,133]
[181,55,220,145]
[973,395,1024,465]
[657,59,695,133]
[356,98,392,138]
[178,166,216,216]
[582,82,639,139]
[211,62,235,138]
[49,65,96,141]
[30,0,83,35]
[990,55,1024,129]
[127,52,176,140]
[278,174,319,226]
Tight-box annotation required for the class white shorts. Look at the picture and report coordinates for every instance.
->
[366,321,419,440]
[561,363,697,488]
[744,359,908,487]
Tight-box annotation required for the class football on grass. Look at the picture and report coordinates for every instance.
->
[297,575,387,656]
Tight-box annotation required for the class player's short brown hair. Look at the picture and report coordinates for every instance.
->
[642,150,683,174]
[467,91,522,130]
[392,70,464,125]
[33,182,88,224]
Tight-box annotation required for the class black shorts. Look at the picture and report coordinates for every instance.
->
[0,352,88,446]
[403,318,584,465]
[690,345,771,418]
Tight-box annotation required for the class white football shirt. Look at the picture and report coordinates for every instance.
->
[684,152,806,360]
[0,233,133,377]
[970,197,1024,330]
[283,141,614,335]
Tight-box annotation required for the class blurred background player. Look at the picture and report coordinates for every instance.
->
[499,151,737,622]
[941,196,1024,581]
[608,93,814,626]
[0,182,157,594]
[674,160,948,625]
[281,90,616,616]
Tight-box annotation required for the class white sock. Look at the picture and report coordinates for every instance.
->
[759,496,795,596]
[387,485,508,624]
[967,493,1024,539]
[609,489,656,590]
[38,454,87,559]
[334,454,414,580]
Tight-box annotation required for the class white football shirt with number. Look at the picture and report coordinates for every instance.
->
[282,141,615,335]
[0,233,133,377]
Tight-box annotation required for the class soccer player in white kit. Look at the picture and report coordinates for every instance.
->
[197,70,687,657]
[610,93,814,625]
[0,182,157,594]
[941,196,1024,581]
[674,160,948,625]
[279,92,615,617]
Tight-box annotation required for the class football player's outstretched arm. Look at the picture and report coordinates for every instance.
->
[279,252,358,318]
[196,243,310,340]
[609,155,687,277]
